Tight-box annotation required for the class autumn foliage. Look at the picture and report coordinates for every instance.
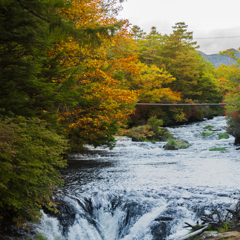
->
[0,0,238,230]
[215,63,240,143]
[0,0,139,227]
[48,0,140,149]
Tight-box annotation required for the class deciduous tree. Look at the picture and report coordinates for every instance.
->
[49,0,139,149]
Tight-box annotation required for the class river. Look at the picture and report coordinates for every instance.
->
[37,116,240,240]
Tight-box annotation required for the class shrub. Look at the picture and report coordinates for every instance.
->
[0,116,68,227]
[168,139,177,146]
[116,117,172,142]
[147,116,163,129]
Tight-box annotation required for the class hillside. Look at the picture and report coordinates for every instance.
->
[198,49,240,68]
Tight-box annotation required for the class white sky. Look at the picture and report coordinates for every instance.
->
[118,0,240,54]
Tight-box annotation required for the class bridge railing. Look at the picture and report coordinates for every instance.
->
[135,103,229,106]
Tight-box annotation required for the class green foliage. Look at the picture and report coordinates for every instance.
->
[147,116,164,137]
[125,125,153,141]
[204,125,214,130]
[202,131,215,139]
[139,22,220,102]
[34,232,60,240]
[164,139,190,150]
[207,224,214,231]
[132,25,146,40]
[218,133,229,139]
[147,116,163,129]
[215,54,240,143]
[133,22,222,125]
[218,221,230,233]
[117,121,172,142]
[167,139,177,146]
[225,89,240,143]
[180,143,190,149]
[0,0,77,118]
[0,116,68,226]
[35,233,48,240]
[209,147,227,151]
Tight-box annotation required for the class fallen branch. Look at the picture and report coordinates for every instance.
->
[184,222,193,228]
[177,225,209,240]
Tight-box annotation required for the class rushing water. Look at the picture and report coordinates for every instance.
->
[37,116,240,240]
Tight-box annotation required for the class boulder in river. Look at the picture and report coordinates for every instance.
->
[164,139,190,150]
[117,125,173,142]
[235,136,240,145]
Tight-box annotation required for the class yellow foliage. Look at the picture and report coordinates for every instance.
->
[127,62,181,103]
[48,0,140,141]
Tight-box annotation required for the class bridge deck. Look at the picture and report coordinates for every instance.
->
[136,103,228,106]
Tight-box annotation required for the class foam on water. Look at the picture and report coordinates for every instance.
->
[38,116,240,239]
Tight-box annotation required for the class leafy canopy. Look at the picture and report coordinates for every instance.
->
[0,116,68,226]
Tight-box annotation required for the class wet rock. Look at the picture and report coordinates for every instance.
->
[0,224,37,240]
[165,144,179,150]
[154,215,173,222]
[43,201,77,236]
[118,200,154,238]
[203,133,218,140]
[211,128,221,131]
[150,221,169,240]
[164,139,191,150]
[118,125,173,142]
[234,136,240,145]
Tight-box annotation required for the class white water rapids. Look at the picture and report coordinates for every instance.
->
[37,116,240,240]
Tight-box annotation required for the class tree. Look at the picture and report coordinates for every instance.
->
[137,26,164,66]
[215,65,239,96]
[0,116,68,226]
[126,62,181,103]
[135,23,222,123]
[0,0,139,148]
[0,0,120,120]
[47,0,140,149]
[0,0,139,227]
[215,59,240,144]
[132,25,146,40]
[159,22,202,99]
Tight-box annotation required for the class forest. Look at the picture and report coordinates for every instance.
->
[0,0,240,229]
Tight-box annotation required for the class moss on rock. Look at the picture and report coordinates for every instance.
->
[117,116,173,142]
[164,139,191,150]
[218,133,229,139]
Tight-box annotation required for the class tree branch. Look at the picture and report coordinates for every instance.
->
[16,0,50,23]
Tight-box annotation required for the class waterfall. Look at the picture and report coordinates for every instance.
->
[37,116,240,239]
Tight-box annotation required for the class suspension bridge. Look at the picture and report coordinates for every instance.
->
[135,103,228,106]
